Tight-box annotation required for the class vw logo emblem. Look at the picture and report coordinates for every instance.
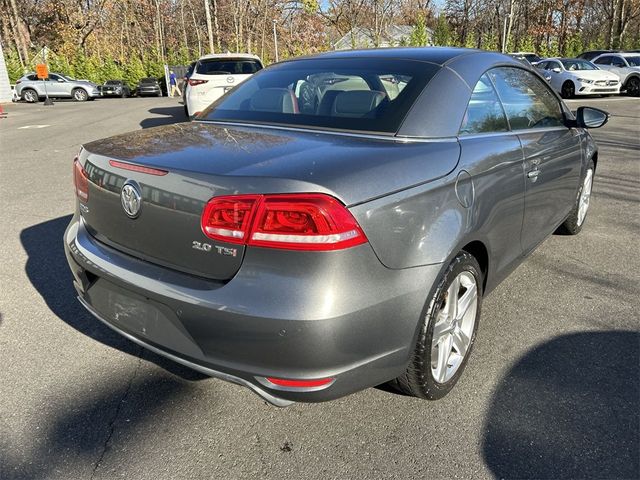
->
[121,181,142,218]
[226,76,234,84]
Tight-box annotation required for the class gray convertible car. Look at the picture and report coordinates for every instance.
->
[65,48,607,406]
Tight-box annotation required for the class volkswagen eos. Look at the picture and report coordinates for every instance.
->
[65,48,608,406]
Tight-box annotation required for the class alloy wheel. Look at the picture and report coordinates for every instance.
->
[23,90,37,103]
[430,271,478,384]
[577,168,593,226]
[74,89,88,101]
[627,77,640,97]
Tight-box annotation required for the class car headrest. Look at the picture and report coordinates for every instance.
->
[249,88,297,113]
[332,90,387,117]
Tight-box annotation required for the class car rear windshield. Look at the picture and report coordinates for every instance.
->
[105,80,121,85]
[199,57,440,134]
[196,58,262,75]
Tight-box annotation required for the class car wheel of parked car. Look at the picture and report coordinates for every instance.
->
[625,76,640,97]
[22,89,39,103]
[558,160,595,235]
[73,88,89,102]
[561,81,575,99]
[393,251,482,400]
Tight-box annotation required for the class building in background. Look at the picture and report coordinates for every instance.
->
[0,41,14,102]
[333,25,432,50]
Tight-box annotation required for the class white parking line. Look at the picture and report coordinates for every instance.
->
[17,125,51,129]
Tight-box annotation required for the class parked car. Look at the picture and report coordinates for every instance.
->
[136,77,162,97]
[184,53,263,117]
[592,52,640,96]
[577,50,618,61]
[100,80,131,98]
[65,49,607,406]
[534,58,621,98]
[15,73,100,102]
[182,61,197,115]
[508,52,542,64]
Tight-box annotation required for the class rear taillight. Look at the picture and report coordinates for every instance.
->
[73,157,89,202]
[200,193,367,251]
[188,79,208,87]
[201,195,259,244]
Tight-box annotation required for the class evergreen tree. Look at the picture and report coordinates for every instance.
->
[433,15,452,46]
[409,14,429,47]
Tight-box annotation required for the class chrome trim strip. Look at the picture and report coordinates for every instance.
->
[196,120,458,143]
[76,295,294,408]
[458,126,571,141]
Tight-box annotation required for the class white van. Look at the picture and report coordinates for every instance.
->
[184,53,263,117]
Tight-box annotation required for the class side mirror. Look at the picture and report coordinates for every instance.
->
[572,106,609,129]
[552,67,561,73]
[57,78,65,82]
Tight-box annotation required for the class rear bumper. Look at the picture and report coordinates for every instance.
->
[64,216,442,404]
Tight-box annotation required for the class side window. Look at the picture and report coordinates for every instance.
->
[594,56,611,65]
[488,67,564,130]
[48,74,62,82]
[459,74,509,135]
[611,57,626,67]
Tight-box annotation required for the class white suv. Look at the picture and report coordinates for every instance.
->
[185,53,263,117]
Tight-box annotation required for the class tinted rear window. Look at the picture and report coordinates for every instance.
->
[106,80,121,85]
[199,58,439,134]
[196,58,262,75]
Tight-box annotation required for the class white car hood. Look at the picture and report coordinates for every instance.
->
[570,70,619,81]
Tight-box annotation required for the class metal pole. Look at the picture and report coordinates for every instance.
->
[273,20,279,63]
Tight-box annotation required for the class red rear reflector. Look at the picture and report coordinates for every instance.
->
[188,79,208,87]
[200,194,367,251]
[266,377,335,388]
[109,160,168,176]
[200,195,259,244]
[73,157,89,202]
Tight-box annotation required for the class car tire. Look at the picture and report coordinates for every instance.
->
[22,89,39,103]
[72,88,89,102]
[558,159,595,235]
[625,76,640,97]
[392,251,483,400]
[561,81,575,99]
[184,104,190,118]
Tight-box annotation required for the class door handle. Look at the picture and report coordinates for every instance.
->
[527,169,540,179]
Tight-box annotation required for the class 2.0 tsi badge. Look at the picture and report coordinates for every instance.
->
[121,181,142,218]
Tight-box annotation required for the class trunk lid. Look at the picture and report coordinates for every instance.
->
[80,122,459,280]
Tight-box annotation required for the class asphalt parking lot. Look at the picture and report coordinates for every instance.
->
[0,96,638,480]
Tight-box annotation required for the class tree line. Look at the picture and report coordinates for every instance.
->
[2,0,639,85]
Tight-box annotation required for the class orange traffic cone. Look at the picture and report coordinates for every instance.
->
[0,104,6,118]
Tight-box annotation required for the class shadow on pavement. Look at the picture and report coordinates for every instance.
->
[19,215,207,382]
[0,370,199,480]
[483,330,639,479]
[139,106,187,129]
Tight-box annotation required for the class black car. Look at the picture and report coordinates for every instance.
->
[100,80,131,98]
[136,78,162,97]
[578,50,618,61]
